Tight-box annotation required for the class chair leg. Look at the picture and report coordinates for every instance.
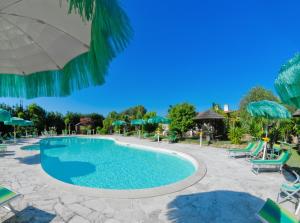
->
[277,192,281,202]
[2,205,11,211]
[296,202,300,215]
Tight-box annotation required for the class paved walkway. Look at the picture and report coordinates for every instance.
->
[0,136,295,222]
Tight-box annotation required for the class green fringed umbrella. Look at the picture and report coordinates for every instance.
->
[131,119,147,138]
[21,120,34,137]
[112,120,126,134]
[10,117,25,126]
[131,119,147,125]
[247,100,291,120]
[4,117,25,141]
[147,116,171,124]
[23,121,34,126]
[147,116,171,142]
[112,120,126,126]
[275,53,300,108]
[0,109,11,122]
[247,100,291,159]
[0,0,132,98]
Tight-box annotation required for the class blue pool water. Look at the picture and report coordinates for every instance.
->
[40,137,196,190]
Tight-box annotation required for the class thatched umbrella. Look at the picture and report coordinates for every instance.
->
[195,110,225,120]
[194,110,225,146]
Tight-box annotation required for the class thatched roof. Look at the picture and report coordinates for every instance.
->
[194,110,225,120]
[293,109,300,117]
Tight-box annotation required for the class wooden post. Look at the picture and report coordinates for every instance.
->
[199,130,203,147]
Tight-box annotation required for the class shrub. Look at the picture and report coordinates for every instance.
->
[228,127,244,144]
[98,127,109,135]
[248,119,263,140]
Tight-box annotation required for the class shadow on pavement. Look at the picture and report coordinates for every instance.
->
[3,206,56,223]
[167,190,265,223]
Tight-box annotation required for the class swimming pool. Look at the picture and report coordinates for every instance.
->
[40,137,196,190]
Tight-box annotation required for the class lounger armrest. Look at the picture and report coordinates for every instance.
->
[292,170,300,184]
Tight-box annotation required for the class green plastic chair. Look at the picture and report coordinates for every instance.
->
[258,199,299,223]
[249,141,265,159]
[0,186,20,212]
[0,144,7,152]
[277,171,300,215]
[228,142,256,157]
[251,150,291,174]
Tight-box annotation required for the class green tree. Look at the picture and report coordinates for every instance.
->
[120,105,147,120]
[63,112,81,132]
[143,112,157,133]
[168,103,196,137]
[87,113,105,129]
[46,112,65,134]
[27,103,46,133]
[240,86,279,112]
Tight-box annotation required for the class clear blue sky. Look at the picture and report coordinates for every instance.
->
[1,0,300,116]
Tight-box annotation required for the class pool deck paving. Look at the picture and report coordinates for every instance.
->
[0,135,297,223]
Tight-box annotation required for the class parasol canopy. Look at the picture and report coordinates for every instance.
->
[8,117,25,126]
[17,120,33,127]
[112,120,126,126]
[247,100,291,120]
[275,53,300,108]
[131,119,146,125]
[147,116,171,124]
[0,0,132,98]
[23,120,34,126]
[0,109,11,122]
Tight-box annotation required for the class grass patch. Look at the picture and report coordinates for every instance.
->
[287,148,300,170]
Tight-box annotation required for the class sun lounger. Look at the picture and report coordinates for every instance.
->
[0,144,7,152]
[228,142,256,157]
[0,185,20,213]
[251,150,291,174]
[248,141,265,159]
[277,171,300,215]
[257,198,298,223]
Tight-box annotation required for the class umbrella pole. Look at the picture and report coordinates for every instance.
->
[199,130,203,147]
[14,125,16,143]
[263,125,268,160]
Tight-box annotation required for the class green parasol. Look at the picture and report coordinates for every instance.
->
[112,120,126,126]
[131,119,146,138]
[275,53,300,108]
[22,120,34,137]
[0,109,11,122]
[9,117,25,126]
[247,100,291,120]
[112,120,126,135]
[5,117,25,141]
[147,116,171,124]
[23,121,34,126]
[247,100,291,159]
[131,119,147,125]
[147,116,171,142]
[0,0,132,98]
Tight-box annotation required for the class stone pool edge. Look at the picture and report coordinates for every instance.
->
[35,135,207,199]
